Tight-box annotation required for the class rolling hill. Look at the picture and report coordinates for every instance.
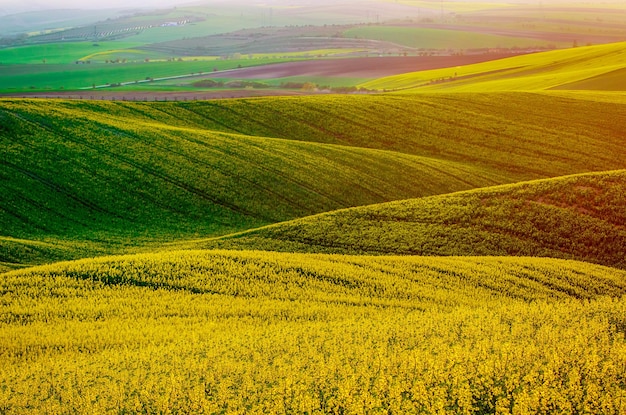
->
[194,170,626,269]
[2,92,626,270]
[361,41,626,92]
[0,97,507,270]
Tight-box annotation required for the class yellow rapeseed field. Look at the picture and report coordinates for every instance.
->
[2,250,626,414]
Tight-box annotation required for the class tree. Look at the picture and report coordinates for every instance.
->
[301,82,317,92]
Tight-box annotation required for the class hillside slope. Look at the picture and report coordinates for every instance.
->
[6,93,626,176]
[151,93,626,179]
[361,41,626,92]
[198,170,626,269]
[3,250,626,413]
[2,94,626,269]
[6,249,626,309]
[0,98,510,270]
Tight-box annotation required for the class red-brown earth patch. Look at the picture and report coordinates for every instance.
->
[207,54,520,79]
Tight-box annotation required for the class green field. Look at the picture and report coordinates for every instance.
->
[0,57,295,92]
[3,1,625,96]
[198,170,626,268]
[0,42,146,64]
[0,97,510,269]
[3,90,626,270]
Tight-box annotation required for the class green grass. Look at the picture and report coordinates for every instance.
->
[0,58,294,93]
[133,92,625,178]
[2,250,626,413]
[0,42,145,65]
[361,41,626,91]
[1,90,625,267]
[197,170,626,269]
[343,26,567,50]
[1,97,515,268]
[2,92,626,269]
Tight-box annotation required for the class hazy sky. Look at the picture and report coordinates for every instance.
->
[3,0,625,16]
[0,0,194,15]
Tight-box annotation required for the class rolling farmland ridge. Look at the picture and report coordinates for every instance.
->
[361,41,626,92]
[197,170,626,269]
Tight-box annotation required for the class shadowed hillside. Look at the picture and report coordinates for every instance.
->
[2,93,626,269]
[0,98,509,270]
[197,170,626,269]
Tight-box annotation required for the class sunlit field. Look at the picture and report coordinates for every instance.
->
[3,251,626,413]
[361,41,626,91]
